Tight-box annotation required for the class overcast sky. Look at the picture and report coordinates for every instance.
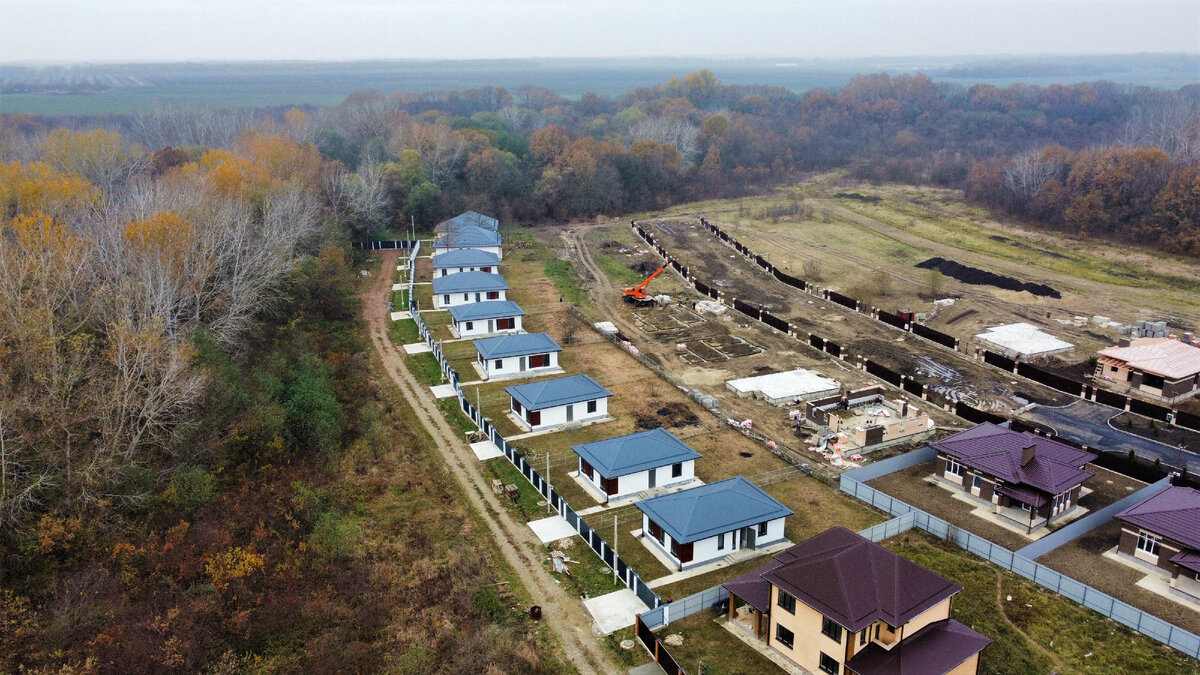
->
[1,0,1197,63]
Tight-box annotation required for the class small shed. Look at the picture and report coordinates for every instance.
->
[638,476,791,571]
[432,272,509,308]
[474,333,561,380]
[506,374,613,432]
[572,428,701,503]
[448,301,524,338]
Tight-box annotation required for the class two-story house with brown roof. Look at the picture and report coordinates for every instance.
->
[723,526,991,675]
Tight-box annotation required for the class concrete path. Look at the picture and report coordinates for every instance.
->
[1018,477,1170,559]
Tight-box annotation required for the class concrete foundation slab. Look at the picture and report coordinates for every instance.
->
[403,342,432,354]
[725,368,840,405]
[583,589,650,635]
[975,323,1074,360]
[469,440,503,460]
[389,311,412,321]
[429,384,457,399]
[528,515,578,543]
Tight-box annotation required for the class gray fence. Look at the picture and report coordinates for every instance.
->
[839,459,1200,659]
[1016,478,1170,559]
[404,242,660,610]
[640,583,730,630]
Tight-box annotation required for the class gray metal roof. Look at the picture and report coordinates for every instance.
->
[432,271,509,294]
[448,300,524,322]
[436,210,499,232]
[432,249,501,269]
[571,428,701,478]
[636,476,792,544]
[505,374,612,411]
[474,333,561,360]
[434,223,502,248]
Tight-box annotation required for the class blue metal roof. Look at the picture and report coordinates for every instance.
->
[448,301,524,322]
[636,476,792,544]
[434,224,502,248]
[506,374,612,411]
[432,249,501,269]
[432,271,509,294]
[475,333,561,360]
[572,428,701,478]
[437,211,499,232]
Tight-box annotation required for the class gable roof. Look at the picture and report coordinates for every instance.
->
[929,423,1096,496]
[762,526,961,633]
[505,374,612,411]
[432,248,501,269]
[435,210,499,233]
[1098,338,1200,380]
[1116,485,1200,550]
[474,333,561,360]
[434,223,502,249]
[846,619,992,675]
[431,271,509,294]
[571,428,702,478]
[636,476,792,544]
[448,300,524,322]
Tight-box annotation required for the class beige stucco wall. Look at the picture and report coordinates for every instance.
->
[768,586,845,672]
[901,598,952,637]
[946,653,980,675]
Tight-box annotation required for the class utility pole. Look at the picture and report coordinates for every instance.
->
[546,453,552,515]
[614,515,619,587]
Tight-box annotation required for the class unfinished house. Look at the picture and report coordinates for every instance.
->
[931,423,1097,532]
[804,385,934,452]
[722,526,991,675]
[1116,485,1200,601]
[1096,338,1200,403]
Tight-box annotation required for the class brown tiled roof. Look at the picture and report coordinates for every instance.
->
[931,423,1096,496]
[1098,338,1200,380]
[846,619,992,675]
[761,527,960,633]
[721,558,783,614]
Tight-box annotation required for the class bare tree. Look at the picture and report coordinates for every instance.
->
[1123,97,1200,165]
[1003,148,1062,204]
[628,117,700,165]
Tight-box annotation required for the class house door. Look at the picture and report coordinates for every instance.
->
[475,292,481,302]
[648,468,656,488]
[742,526,756,549]
[487,319,494,333]
[519,356,526,371]
[566,405,574,422]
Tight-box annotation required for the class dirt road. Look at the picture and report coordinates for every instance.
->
[363,249,616,675]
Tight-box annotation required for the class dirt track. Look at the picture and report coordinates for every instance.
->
[363,249,615,675]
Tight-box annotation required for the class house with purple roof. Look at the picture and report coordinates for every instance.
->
[1116,485,1200,600]
[930,423,1097,532]
[722,526,991,675]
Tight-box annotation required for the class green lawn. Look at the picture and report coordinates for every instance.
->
[388,318,420,344]
[404,352,444,386]
[544,259,588,305]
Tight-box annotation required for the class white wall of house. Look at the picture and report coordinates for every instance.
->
[434,245,503,259]
[454,314,522,338]
[434,288,508,309]
[511,396,608,431]
[641,513,787,570]
[580,459,695,502]
[437,264,498,277]
[481,350,558,378]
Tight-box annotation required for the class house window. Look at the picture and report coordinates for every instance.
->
[1137,532,1161,557]
[819,653,840,674]
[443,294,450,304]
[530,353,547,368]
[1020,502,1032,513]
[497,317,514,330]
[494,359,503,369]
[717,533,725,550]
[587,400,598,413]
[512,399,522,414]
[821,616,843,643]
[672,462,683,478]
[487,291,500,300]
[858,627,869,645]
[945,458,964,477]
[1110,366,1118,373]
[463,293,470,301]
[481,266,491,273]
[775,625,795,649]
[465,321,474,331]
[758,521,768,536]
[972,474,982,490]
[777,590,796,614]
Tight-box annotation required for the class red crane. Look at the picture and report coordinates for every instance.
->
[622,260,673,306]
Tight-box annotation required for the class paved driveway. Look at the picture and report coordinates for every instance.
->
[1019,400,1195,471]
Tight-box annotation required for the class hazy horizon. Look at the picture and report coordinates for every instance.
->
[1,0,1197,64]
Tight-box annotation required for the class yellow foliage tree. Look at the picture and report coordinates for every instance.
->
[0,162,100,219]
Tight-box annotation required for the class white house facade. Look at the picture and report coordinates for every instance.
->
[449,301,524,338]
[506,374,613,432]
[432,249,501,277]
[572,428,702,503]
[432,272,509,309]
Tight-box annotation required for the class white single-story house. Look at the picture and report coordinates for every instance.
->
[506,374,612,432]
[433,223,503,259]
[432,272,509,308]
[432,249,501,277]
[449,301,524,338]
[434,210,499,234]
[572,428,701,503]
[474,332,561,380]
[638,476,792,571]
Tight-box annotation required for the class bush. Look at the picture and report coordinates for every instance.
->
[162,465,216,514]
[309,510,361,564]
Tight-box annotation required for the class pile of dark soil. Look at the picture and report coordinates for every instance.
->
[916,257,1061,299]
[636,402,701,429]
[835,192,881,203]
